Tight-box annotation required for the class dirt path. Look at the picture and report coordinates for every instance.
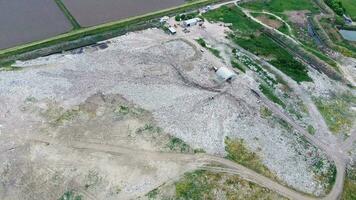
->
[237,4,300,46]
[247,10,295,37]
[27,136,320,200]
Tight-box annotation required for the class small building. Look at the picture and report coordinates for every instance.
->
[224,23,233,27]
[215,67,237,83]
[160,16,169,24]
[183,18,202,27]
[168,27,177,35]
[343,14,353,24]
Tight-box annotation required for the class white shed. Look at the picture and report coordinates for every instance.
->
[183,18,201,27]
[168,27,177,35]
[216,67,237,82]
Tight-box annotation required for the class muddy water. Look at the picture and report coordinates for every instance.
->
[62,0,186,27]
[0,0,72,50]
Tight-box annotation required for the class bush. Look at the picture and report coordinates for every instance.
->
[324,0,345,16]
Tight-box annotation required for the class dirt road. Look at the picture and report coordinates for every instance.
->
[28,136,319,200]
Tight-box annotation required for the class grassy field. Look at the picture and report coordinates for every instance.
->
[341,0,356,20]
[241,0,319,13]
[203,6,312,83]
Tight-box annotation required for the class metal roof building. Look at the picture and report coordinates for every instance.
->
[216,67,237,83]
[183,18,201,27]
[168,27,177,35]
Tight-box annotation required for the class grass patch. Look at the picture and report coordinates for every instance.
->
[342,166,356,200]
[146,188,159,199]
[0,60,22,71]
[0,66,22,72]
[195,38,221,58]
[312,159,337,193]
[225,137,277,180]
[260,106,273,118]
[231,60,246,73]
[174,170,286,200]
[58,191,82,200]
[259,83,286,108]
[241,0,320,13]
[136,123,162,134]
[313,93,356,136]
[203,5,262,33]
[175,11,199,21]
[307,125,316,135]
[167,137,192,153]
[342,179,356,200]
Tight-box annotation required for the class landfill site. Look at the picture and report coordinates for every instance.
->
[0,8,355,200]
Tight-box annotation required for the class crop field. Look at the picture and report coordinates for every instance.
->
[62,0,186,27]
[0,0,72,50]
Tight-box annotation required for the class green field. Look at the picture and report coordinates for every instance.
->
[341,0,356,20]
[241,0,319,13]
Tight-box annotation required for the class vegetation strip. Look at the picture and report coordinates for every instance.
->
[54,0,81,29]
[0,0,218,62]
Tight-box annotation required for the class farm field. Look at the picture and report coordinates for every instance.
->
[62,0,186,27]
[0,0,72,50]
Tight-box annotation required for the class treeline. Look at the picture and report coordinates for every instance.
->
[324,0,345,16]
